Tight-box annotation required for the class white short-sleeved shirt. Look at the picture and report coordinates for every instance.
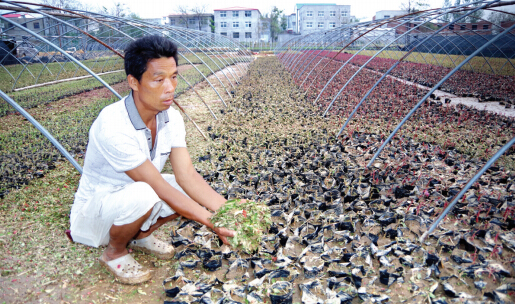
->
[71,91,186,214]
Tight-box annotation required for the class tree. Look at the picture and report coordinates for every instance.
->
[175,5,190,28]
[280,14,287,31]
[190,3,208,31]
[441,0,452,22]
[488,11,515,24]
[269,7,283,43]
[209,19,215,33]
[448,0,483,23]
[400,0,429,13]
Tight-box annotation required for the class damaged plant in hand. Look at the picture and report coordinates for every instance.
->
[210,199,272,252]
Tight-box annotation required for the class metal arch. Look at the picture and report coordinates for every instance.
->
[333,0,499,138]
[77,10,229,107]
[3,2,125,90]
[149,24,238,90]
[367,22,515,167]
[284,32,321,70]
[300,19,404,91]
[0,89,83,173]
[170,27,238,89]
[287,30,339,77]
[292,26,358,84]
[291,27,352,81]
[420,135,515,242]
[128,19,233,99]
[316,3,487,111]
[191,31,242,83]
[309,12,437,106]
[204,32,248,79]
[0,14,122,99]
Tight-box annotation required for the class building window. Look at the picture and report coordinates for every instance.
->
[341,11,347,17]
[170,19,175,25]
[384,15,390,18]
[233,11,239,17]
[220,11,226,17]
[245,21,251,28]
[306,11,313,17]
[189,19,196,25]
[221,32,227,36]
[221,22,227,28]
[306,21,313,28]
[483,24,489,29]
[460,24,466,30]
[318,22,324,28]
[330,11,335,17]
[33,22,40,29]
[472,24,477,30]
[329,22,336,28]
[245,32,252,38]
[202,18,209,25]
[233,32,239,38]
[318,11,324,17]
[245,10,251,17]
[449,24,454,30]
[233,21,239,28]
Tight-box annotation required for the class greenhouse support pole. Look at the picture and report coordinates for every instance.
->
[367,22,515,167]
[332,0,498,129]
[420,136,515,243]
[0,90,83,174]
[0,15,122,100]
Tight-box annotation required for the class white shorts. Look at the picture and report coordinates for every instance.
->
[70,174,187,247]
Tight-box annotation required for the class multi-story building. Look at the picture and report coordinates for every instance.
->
[165,14,214,33]
[374,10,407,21]
[213,7,262,42]
[294,3,351,35]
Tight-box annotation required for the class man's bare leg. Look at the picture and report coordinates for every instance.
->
[134,213,179,239]
[103,210,179,261]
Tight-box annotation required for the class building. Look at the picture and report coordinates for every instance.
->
[287,13,297,33]
[165,14,214,33]
[374,10,407,21]
[213,7,262,42]
[294,3,351,35]
[1,13,44,40]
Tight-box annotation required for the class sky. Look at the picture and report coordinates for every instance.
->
[85,0,448,21]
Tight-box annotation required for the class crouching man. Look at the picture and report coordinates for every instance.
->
[69,35,234,284]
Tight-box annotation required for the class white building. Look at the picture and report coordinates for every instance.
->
[165,14,214,33]
[374,10,407,21]
[294,3,351,35]
[213,7,262,42]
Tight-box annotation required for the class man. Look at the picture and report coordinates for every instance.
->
[69,35,234,284]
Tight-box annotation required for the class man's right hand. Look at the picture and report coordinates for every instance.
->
[213,226,236,245]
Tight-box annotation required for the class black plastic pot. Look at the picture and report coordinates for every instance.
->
[269,281,293,304]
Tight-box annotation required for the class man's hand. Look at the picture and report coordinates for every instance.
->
[213,227,236,245]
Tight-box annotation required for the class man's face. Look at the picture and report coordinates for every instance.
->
[129,56,178,113]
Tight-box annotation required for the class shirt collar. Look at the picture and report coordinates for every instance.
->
[125,91,169,130]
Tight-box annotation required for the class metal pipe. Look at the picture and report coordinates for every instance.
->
[0,89,83,174]
[367,21,515,167]
[419,135,515,243]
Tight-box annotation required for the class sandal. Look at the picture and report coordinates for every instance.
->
[128,234,175,259]
[99,254,151,284]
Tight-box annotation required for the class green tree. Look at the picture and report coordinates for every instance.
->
[400,0,429,13]
[209,19,215,33]
[269,7,283,43]
[281,14,287,31]
[441,0,452,22]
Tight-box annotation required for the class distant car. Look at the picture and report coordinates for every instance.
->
[16,41,38,58]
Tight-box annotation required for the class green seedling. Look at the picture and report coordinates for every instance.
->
[210,199,272,252]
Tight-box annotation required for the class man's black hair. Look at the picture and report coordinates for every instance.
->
[124,35,179,82]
